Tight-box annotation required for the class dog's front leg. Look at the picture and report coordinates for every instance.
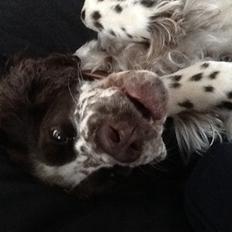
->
[161,60,232,154]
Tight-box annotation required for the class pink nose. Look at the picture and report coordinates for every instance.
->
[96,121,143,163]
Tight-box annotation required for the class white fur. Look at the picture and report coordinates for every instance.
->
[76,0,232,155]
[162,61,232,154]
[34,156,104,188]
[162,61,232,115]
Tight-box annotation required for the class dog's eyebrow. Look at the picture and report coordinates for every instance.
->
[82,70,109,80]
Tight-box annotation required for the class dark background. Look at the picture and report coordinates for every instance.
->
[0,0,94,56]
[0,1,230,232]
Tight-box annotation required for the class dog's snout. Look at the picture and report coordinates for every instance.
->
[96,121,143,163]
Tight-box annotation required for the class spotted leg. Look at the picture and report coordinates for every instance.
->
[81,0,169,42]
[161,61,232,142]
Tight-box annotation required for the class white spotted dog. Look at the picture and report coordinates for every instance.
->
[79,0,232,74]
[1,54,231,197]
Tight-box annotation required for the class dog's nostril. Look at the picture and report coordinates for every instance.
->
[96,122,143,163]
[108,126,120,144]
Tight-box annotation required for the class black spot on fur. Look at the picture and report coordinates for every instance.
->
[94,21,104,31]
[178,100,194,109]
[92,11,101,20]
[141,36,148,41]
[141,0,155,7]
[201,63,210,69]
[190,73,203,81]
[115,4,123,13]
[217,101,232,110]
[109,30,116,36]
[170,83,181,88]
[169,75,182,82]
[204,86,214,92]
[209,71,219,80]
[127,33,133,39]
[227,91,232,99]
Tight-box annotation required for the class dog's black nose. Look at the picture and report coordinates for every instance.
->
[96,121,143,163]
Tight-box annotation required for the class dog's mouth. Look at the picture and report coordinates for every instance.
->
[126,94,154,121]
[99,71,168,122]
[120,77,168,121]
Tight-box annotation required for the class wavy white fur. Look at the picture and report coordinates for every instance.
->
[76,0,232,156]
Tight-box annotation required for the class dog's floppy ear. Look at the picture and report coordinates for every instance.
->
[0,53,82,123]
[0,54,81,163]
[2,54,81,105]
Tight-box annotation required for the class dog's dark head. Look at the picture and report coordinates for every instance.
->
[0,54,168,195]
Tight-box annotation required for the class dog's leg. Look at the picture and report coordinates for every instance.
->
[81,0,170,42]
[161,60,232,154]
[79,0,183,74]
[78,0,163,71]
[80,0,232,75]
[163,61,232,117]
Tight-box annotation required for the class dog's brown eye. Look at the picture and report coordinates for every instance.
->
[50,128,68,144]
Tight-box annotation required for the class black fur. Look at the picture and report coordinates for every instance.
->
[0,54,80,167]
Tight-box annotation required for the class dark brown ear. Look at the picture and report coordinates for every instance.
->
[38,53,81,70]
[0,54,81,164]
[0,53,82,120]
[2,54,82,106]
[0,53,82,121]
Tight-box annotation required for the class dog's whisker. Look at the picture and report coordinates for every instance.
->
[68,78,78,105]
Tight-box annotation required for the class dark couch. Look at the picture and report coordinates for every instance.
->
[1,1,231,232]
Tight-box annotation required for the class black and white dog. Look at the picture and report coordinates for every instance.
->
[77,0,232,155]
[1,54,232,196]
